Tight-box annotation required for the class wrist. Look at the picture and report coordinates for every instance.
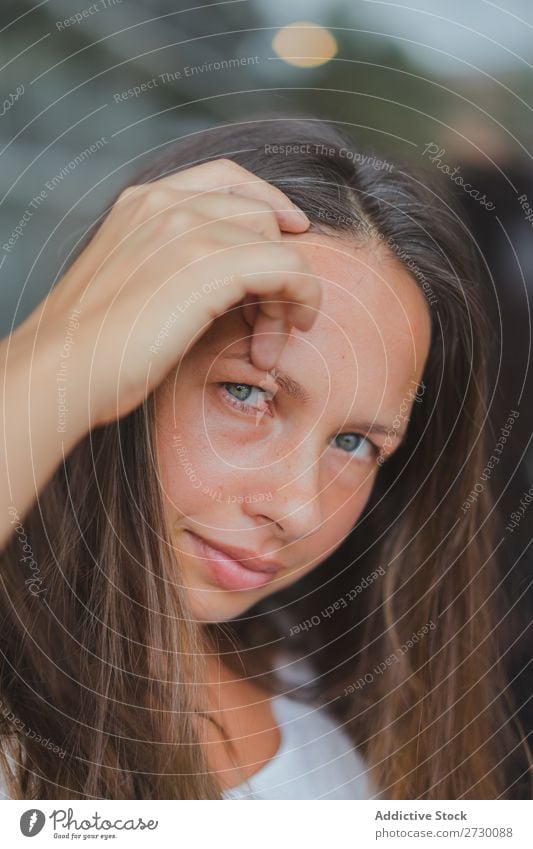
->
[8,313,92,451]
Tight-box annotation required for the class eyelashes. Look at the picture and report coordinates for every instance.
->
[218,381,378,462]
[220,382,275,416]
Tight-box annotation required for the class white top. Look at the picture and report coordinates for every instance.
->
[223,694,375,800]
[0,696,375,800]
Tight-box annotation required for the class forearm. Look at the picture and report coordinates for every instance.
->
[0,317,90,550]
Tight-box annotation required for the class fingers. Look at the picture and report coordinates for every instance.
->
[209,242,322,371]
[249,309,292,372]
[150,157,310,233]
[188,192,283,241]
[241,294,259,328]
[112,185,294,247]
[219,243,322,329]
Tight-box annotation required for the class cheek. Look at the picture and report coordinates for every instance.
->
[156,428,232,512]
[277,478,376,591]
[155,398,249,516]
[319,480,374,549]
[321,457,377,514]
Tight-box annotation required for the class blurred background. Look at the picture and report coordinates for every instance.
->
[1,0,532,792]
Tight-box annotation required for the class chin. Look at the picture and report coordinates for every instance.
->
[186,590,262,624]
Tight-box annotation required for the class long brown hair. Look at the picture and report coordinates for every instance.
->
[1,115,530,799]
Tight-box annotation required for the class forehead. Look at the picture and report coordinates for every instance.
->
[282,231,431,389]
[192,231,431,412]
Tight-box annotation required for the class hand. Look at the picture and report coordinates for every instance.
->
[35,158,321,430]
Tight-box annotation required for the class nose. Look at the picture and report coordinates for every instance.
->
[243,439,324,542]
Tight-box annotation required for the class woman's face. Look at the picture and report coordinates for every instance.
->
[154,231,432,622]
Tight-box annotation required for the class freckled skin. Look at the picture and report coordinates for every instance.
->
[154,233,431,623]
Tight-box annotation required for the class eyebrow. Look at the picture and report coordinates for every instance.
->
[220,349,407,441]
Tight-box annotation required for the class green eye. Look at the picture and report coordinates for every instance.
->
[220,382,274,417]
[226,383,252,401]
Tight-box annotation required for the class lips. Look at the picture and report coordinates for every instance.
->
[182,530,282,591]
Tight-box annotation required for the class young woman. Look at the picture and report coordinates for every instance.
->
[0,116,530,800]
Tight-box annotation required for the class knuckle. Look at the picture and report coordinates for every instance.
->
[216,157,244,172]
[168,207,203,232]
[138,186,173,211]
[248,197,276,218]
[276,245,305,268]
[117,184,140,204]
[214,157,255,184]
[135,190,198,230]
